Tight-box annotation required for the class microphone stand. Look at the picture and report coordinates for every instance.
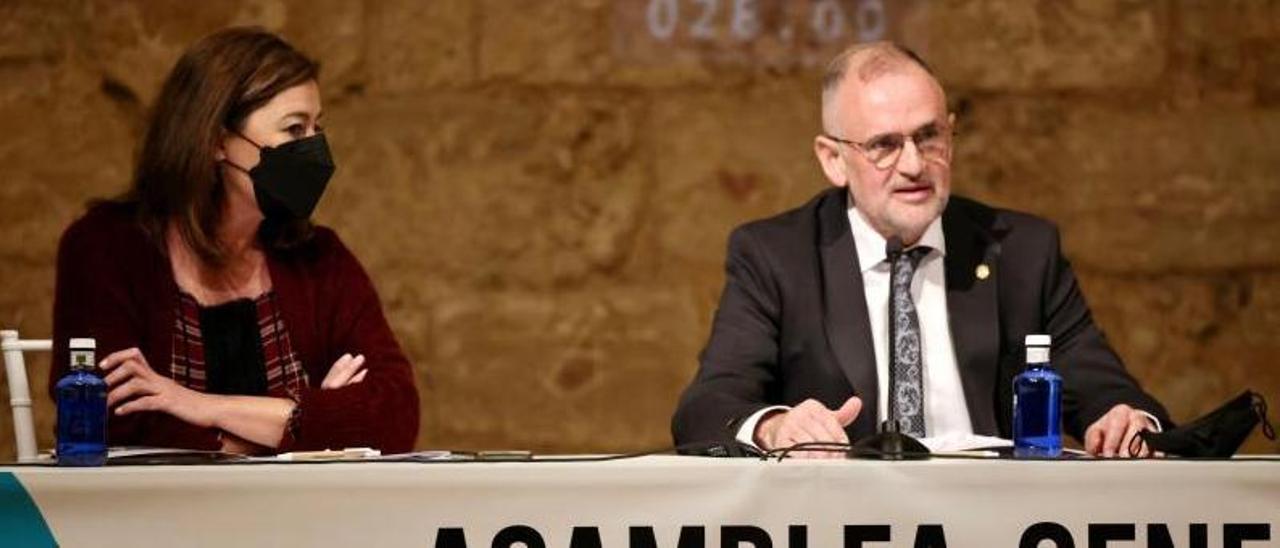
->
[849,236,931,460]
[851,419,931,460]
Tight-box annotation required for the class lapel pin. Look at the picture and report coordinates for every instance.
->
[976,264,991,280]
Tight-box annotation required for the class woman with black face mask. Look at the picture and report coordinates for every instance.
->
[49,27,420,455]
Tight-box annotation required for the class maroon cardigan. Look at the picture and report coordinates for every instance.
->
[50,202,420,453]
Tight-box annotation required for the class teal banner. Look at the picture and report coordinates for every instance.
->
[0,472,57,547]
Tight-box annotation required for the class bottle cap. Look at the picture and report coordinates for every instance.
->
[69,338,96,350]
[1024,334,1051,347]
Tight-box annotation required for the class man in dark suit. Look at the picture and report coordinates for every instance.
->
[672,42,1169,458]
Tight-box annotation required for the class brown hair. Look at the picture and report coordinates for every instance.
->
[123,26,319,268]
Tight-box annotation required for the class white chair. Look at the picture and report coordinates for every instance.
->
[1,329,50,462]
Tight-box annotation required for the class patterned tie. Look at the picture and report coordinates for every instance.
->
[889,246,931,437]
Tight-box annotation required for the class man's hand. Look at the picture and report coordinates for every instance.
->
[1084,403,1158,458]
[754,397,862,459]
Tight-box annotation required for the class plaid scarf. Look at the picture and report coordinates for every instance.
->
[170,290,308,400]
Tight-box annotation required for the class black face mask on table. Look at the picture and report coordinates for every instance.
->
[226,132,336,221]
[1138,391,1275,458]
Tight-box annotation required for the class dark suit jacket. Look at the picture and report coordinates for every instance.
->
[672,188,1169,446]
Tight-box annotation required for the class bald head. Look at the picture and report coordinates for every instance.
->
[821,42,942,134]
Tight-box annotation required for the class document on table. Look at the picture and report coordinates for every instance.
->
[919,434,1012,454]
[104,446,247,464]
[252,448,460,462]
[918,435,1091,458]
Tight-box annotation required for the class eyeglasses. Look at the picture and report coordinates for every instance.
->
[825,121,955,170]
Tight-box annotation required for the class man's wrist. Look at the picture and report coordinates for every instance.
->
[736,405,790,448]
[754,410,786,448]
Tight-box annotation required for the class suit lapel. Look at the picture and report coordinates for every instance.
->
[817,190,880,436]
[942,203,1002,435]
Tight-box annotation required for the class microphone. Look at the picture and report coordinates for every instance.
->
[848,234,931,460]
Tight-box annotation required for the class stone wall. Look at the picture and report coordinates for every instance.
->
[0,0,1276,457]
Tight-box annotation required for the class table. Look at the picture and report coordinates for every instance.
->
[2,456,1277,547]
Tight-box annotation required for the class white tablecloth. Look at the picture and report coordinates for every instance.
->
[2,456,1277,547]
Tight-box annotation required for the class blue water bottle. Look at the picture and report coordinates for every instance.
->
[56,337,107,466]
[1013,334,1062,458]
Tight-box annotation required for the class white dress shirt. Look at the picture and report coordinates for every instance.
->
[736,205,973,445]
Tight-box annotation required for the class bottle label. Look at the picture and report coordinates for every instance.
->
[71,350,95,370]
[1027,347,1049,364]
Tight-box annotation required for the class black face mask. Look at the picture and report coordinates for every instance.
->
[227,132,335,221]
[1138,391,1275,458]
